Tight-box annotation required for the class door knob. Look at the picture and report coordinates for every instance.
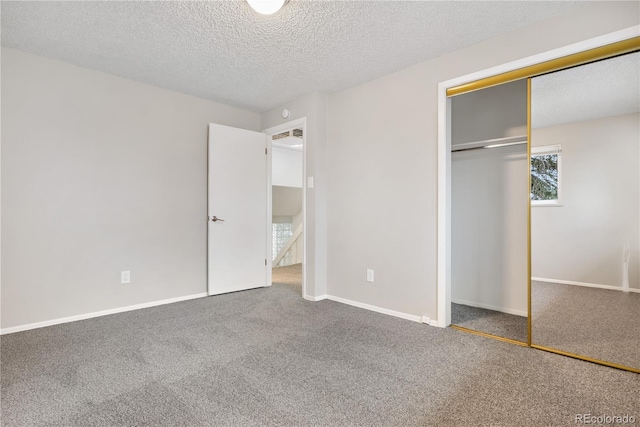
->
[211,216,225,222]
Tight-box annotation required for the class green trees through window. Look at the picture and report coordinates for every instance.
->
[531,153,558,201]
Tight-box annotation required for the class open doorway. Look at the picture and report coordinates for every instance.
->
[265,120,306,297]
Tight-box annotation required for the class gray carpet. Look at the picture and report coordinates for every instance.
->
[451,303,528,343]
[2,283,638,427]
[272,263,303,289]
[532,280,640,370]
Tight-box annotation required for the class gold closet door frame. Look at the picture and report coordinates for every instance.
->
[446,37,639,97]
[446,36,640,374]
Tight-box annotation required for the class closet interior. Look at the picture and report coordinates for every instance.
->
[450,80,529,344]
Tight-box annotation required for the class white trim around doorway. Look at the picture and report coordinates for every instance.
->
[263,117,308,299]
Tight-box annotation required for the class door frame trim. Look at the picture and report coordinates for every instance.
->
[263,117,308,298]
[435,25,640,329]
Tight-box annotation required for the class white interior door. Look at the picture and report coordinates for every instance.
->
[208,123,269,295]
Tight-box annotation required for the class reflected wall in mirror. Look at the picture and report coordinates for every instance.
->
[450,80,529,343]
[531,52,640,369]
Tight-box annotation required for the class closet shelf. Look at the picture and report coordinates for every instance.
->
[451,135,527,153]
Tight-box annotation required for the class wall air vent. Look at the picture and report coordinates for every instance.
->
[272,129,303,141]
[271,129,304,151]
[272,131,291,140]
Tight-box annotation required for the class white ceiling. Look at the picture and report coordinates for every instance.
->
[532,52,640,129]
[273,136,303,150]
[1,1,581,113]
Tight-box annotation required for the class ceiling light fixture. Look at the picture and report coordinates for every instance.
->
[247,0,286,15]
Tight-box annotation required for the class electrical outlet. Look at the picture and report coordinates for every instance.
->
[121,270,131,284]
[366,269,374,283]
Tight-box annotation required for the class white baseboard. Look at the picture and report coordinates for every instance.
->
[303,294,328,302]
[0,292,209,335]
[420,315,445,327]
[325,295,422,323]
[452,298,527,317]
[303,293,437,326]
[428,319,446,328]
[532,277,640,294]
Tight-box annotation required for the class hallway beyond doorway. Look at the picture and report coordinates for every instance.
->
[272,263,302,292]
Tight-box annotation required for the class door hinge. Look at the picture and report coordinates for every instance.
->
[265,259,267,266]
[265,148,267,155]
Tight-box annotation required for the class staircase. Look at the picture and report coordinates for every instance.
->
[273,223,302,268]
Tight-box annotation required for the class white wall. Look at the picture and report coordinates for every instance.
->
[531,113,639,289]
[272,147,302,188]
[451,80,528,145]
[272,216,292,224]
[326,2,639,320]
[292,209,303,264]
[1,48,261,330]
[272,186,302,216]
[450,81,528,316]
[262,93,328,298]
[452,146,528,315]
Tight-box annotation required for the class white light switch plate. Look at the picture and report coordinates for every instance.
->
[121,270,131,284]
[366,269,374,283]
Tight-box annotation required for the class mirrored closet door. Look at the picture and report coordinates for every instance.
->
[450,80,529,343]
[530,52,640,370]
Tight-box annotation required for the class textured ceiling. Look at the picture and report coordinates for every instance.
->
[2,1,581,113]
[532,52,640,129]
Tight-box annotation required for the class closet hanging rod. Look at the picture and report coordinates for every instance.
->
[451,135,527,153]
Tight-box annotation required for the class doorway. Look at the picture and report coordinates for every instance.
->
[264,119,307,297]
